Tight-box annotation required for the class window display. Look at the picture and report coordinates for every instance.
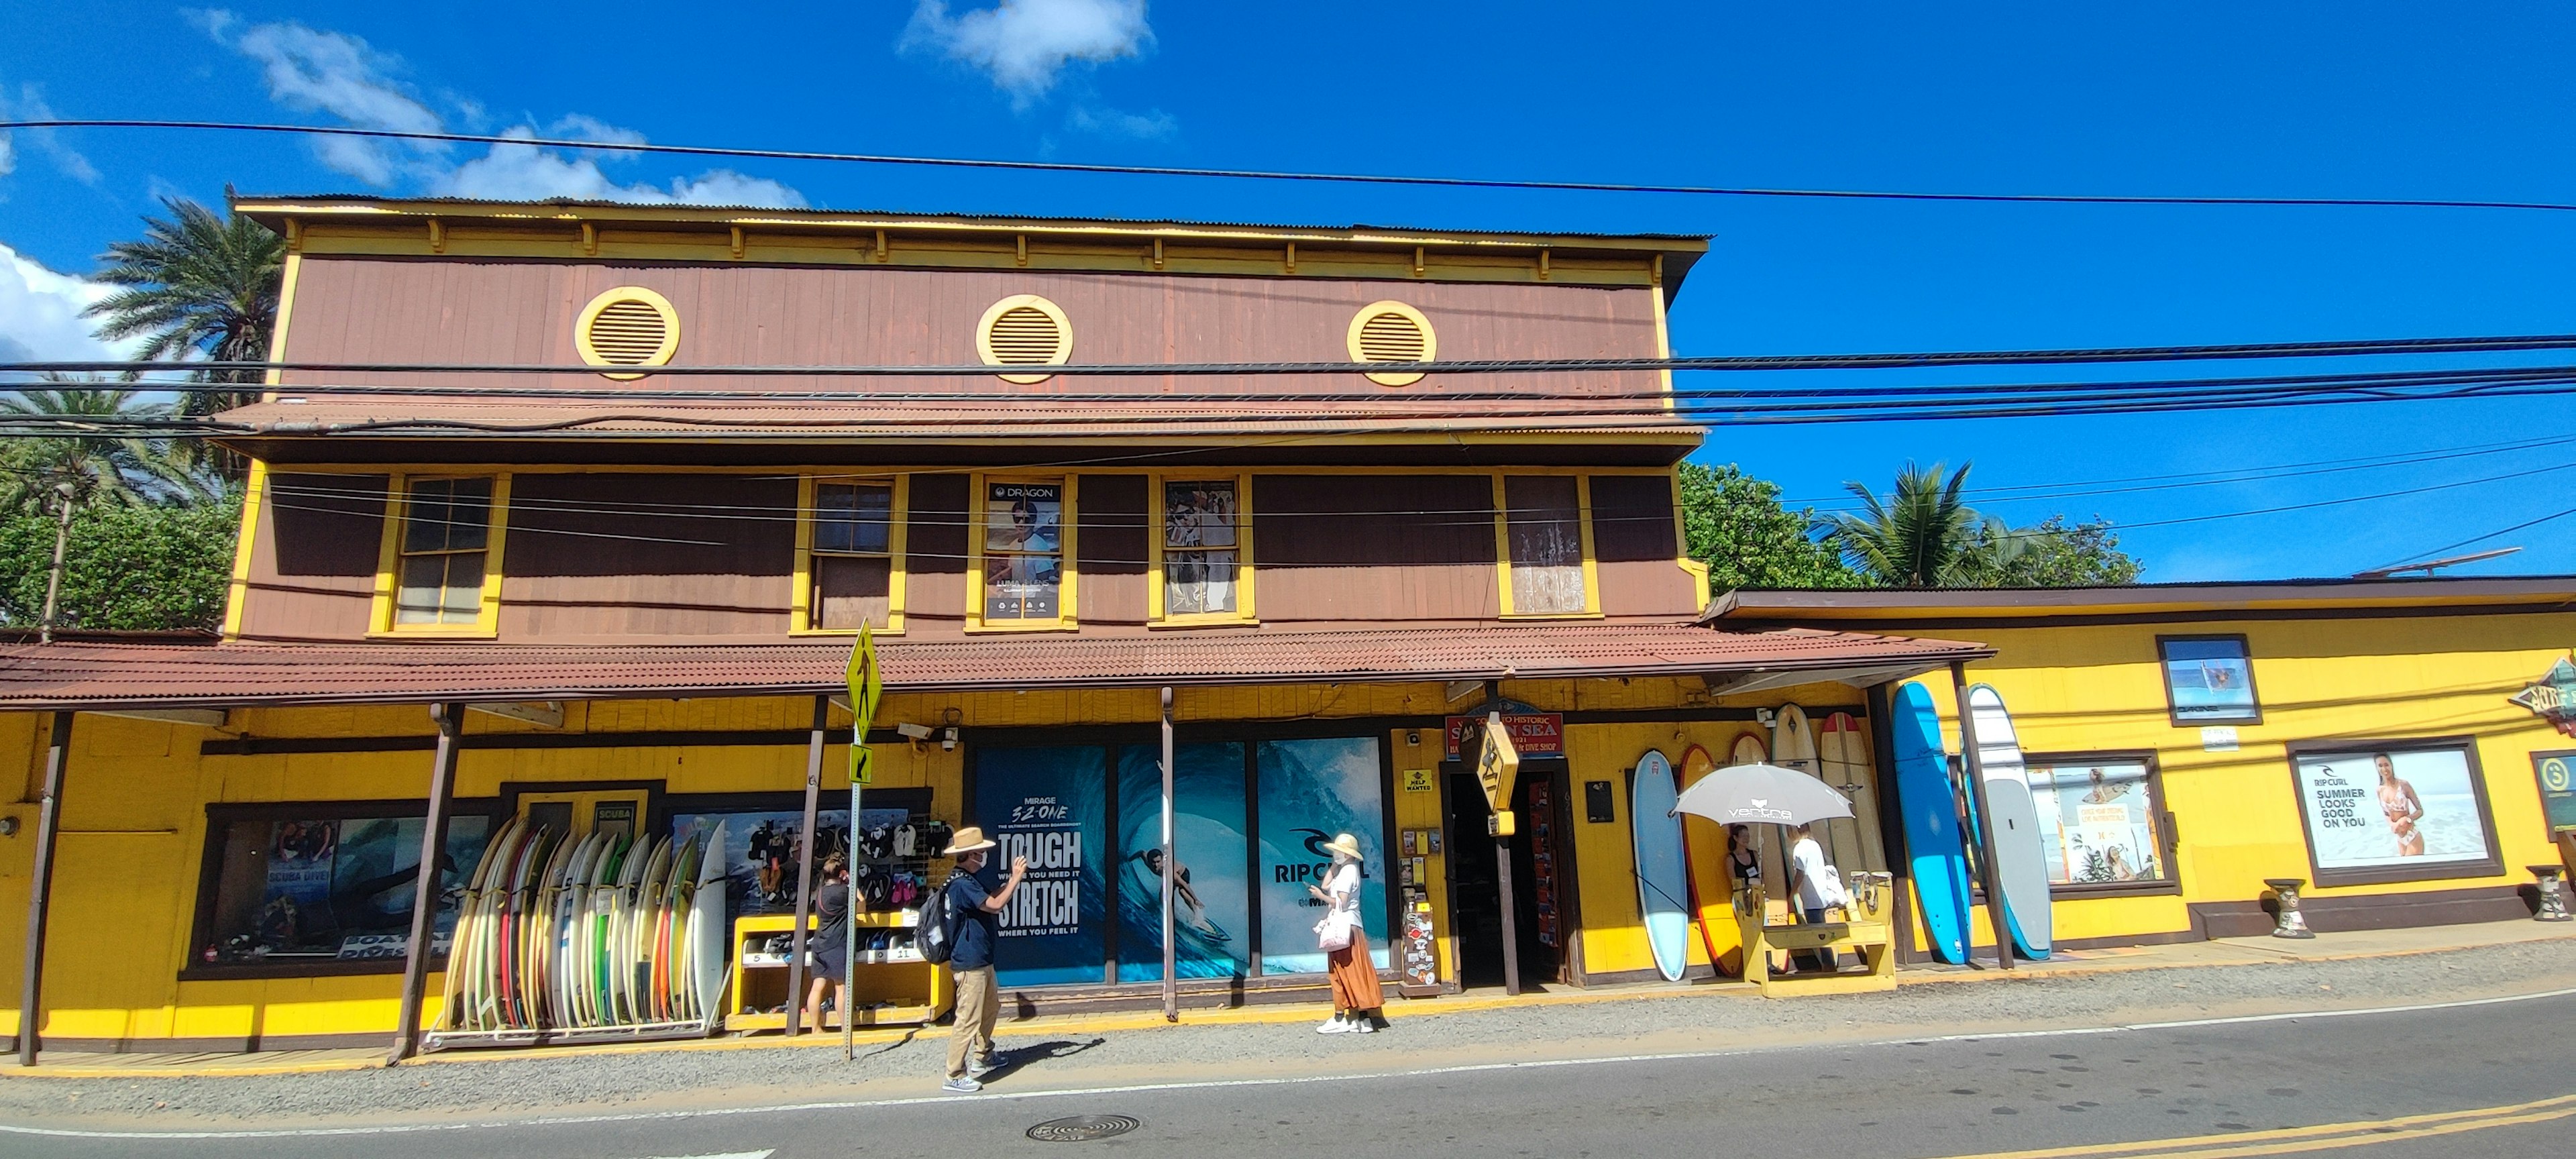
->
[973,745,1109,987]
[1161,478,1242,618]
[2291,741,2502,885]
[982,480,1065,622]
[197,809,495,968]
[1256,736,1389,975]
[1116,743,1250,981]
[2159,635,2259,724]
[2024,758,2169,887]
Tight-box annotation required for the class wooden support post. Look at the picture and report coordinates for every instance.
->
[388,702,464,1064]
[1949,663,2013,971]
[15,711,72,1066]
[1487,680,1522,997]
[1161,687,1178,1022]
[786,694,827,1036]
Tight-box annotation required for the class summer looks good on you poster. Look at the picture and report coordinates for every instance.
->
[2294,747,2493,872]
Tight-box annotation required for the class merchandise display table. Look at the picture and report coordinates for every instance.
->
[1733,874,1897,997]
[727,912,950,1031]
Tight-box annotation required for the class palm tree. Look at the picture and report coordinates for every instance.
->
[0,379,209,512]
[83,197,285,419]
[1816,461,2024,587]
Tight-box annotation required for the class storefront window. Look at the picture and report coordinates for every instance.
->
[196,809,494,969]
[669,808,853,918]
[2024,757,2170,889]
[974,745,1110,987]
[2290,740,2503,886]
[2159,635,2259,724]
[1256,736,1389,975]
[1116,744,1250,981]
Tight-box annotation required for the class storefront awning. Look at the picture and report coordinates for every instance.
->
[0,622,1988,713]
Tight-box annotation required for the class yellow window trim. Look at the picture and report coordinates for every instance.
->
[1147,471,1257,626]
[1493,472,1603,620]
[1669,468,1713,613]
[368,472,511,639]
[965,472,1079,632]
[790,473,910,636]
[219,458,270,641]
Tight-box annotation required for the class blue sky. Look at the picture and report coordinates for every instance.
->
[4,2,2575,581]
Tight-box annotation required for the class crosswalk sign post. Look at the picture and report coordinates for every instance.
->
[843,624,881,1058]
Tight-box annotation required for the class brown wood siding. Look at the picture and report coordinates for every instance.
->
[904,472,970,638]
[1588,474,1695,618]
[1077,474,1148,628]
[496,474,794,640]
[275,258,1663,410]
[1251,474,1499,626]
[237,472,386,641]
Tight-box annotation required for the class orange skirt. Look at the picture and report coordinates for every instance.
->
[1328,929,1385,1012]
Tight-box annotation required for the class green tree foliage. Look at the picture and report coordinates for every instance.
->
[1964,515,2143,587]
[83,197,284,422]
[0,380,209,511]
[1676,461,1858,590]
[0,498,240,632]
[1816,461,2015,587]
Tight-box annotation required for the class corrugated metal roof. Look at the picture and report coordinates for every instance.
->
[0,623,1986,710]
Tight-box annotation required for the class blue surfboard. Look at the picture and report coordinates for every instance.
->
[1892,682,1973,964]
[1631,750,1691,983]
[1967,685,2052,960]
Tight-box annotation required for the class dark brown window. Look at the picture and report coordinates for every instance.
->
[809,480,896,630]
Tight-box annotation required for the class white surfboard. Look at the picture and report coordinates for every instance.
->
[690,823,729,1023]
[1817,711,1886,873]
[1966,684,2052,960]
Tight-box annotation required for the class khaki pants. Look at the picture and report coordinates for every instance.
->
[946,965,998,1078]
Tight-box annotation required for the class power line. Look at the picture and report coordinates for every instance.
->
[2371,504,2576,572]
[11,119,2576,214]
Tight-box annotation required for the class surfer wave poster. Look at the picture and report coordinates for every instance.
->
[1116,743,1250,982]
[1255,737,1388,975]
[2294,745,2496,876]
[975,745,1109,987]
[2159,637,2259,722]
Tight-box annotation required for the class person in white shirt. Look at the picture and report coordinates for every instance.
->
[1784,823,1838,974]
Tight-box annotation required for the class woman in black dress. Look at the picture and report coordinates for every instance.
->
[802,854,852,1031]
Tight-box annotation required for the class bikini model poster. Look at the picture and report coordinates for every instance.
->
[2291,741,2502,884]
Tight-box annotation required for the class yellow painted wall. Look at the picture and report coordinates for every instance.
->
[1903,610,2575,950]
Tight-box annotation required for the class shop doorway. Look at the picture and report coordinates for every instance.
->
[1442,763,1574,989]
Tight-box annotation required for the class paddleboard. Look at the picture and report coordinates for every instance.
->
[1892,682,1973,964]
[1675,744,1729,974]
[1966,684,2052,960]
[1818,711,1887,873]
[690,822,729,1022]
[1631,749,1691,983]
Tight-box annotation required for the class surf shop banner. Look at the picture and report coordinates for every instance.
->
[2292,744,2500,884]
[1256,737,1389,975]
[1442,712,1562,759]
[974,746,1108,987]
[1115,743,1250,983]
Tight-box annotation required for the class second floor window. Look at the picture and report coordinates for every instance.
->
[1500,474,1595,616]
[981,478,1067,624]
[807,480,898,631]
[393,477,496,627]
[1157,476,1248,621]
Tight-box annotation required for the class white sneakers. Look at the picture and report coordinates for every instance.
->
[1318,1013,1379,1034]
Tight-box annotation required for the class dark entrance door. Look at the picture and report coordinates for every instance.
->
[1442,767,1566,988]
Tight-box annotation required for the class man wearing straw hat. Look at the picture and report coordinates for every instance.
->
[940,826,1026,1094]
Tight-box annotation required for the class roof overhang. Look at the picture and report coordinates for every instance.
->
[1705,576,2576,626]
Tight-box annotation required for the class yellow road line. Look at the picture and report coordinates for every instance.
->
[1932,1092,2576,1159]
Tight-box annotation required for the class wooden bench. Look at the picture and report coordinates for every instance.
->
[1734,873,1898,997]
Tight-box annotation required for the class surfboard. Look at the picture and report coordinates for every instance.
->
[690,822,729,1023]
[1818,711,1886,873]
[1725,732,1785,899]
[441,814,516,1030]
[1674,744,1729,975]
[1631,749,1691,983]
[527,828,572,1028]
[1966,684,2053,960]
[1892,682,1973,964]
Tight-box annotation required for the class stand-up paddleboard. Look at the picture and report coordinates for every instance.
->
[1631,749,1691,983]
[1818,712,1886,873]
[1892,682,1973,964]
[690,822,729,1024]
[1675,744,1729,974]
[1966,684,2052,960]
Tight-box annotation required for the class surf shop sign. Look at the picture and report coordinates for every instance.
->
[2511,657,2576,738]
[1444,710,1562,759]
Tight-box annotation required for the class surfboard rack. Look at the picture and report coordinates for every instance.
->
[425,1017,717,1052]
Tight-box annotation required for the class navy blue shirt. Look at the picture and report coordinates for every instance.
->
[947,863,1004,971]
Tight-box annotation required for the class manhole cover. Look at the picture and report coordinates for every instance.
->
[1027,1114,1141,1142]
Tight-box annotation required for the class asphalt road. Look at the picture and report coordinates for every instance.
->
[8,985,2573,1159]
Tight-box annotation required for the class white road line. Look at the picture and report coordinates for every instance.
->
[7,985,2572,1142]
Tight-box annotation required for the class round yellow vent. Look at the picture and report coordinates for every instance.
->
[976,294,1073,384]
[1347,301,1435,386]
[574,286,680,380]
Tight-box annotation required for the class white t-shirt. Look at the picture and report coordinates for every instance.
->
[1324,862,1364,926]
[1789,836,1832,909]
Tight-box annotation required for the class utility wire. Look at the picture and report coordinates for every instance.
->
[11,119,2576,214]
[2371,504,2576,572]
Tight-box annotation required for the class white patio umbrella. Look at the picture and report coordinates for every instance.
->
[1670,762,1854,826]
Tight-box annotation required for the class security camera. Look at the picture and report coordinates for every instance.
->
[894,722,933,740]
[942,727,960,751]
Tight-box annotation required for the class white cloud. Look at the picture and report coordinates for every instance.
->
[435,131,804,207]
[0,243,131,369]
[0,80,103,186]
[904,0,1152,99]
[194,12,801,206]
[1068,105,1175,140]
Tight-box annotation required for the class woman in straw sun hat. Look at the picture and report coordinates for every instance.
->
[1307,832,1384,1034]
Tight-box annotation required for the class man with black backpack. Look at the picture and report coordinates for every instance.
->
[937,826,1025,1094]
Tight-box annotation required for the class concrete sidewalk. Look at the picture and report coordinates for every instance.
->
[9,916,2571,1081]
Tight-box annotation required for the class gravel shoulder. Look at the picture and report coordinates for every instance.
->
[5,936,2573,1130]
